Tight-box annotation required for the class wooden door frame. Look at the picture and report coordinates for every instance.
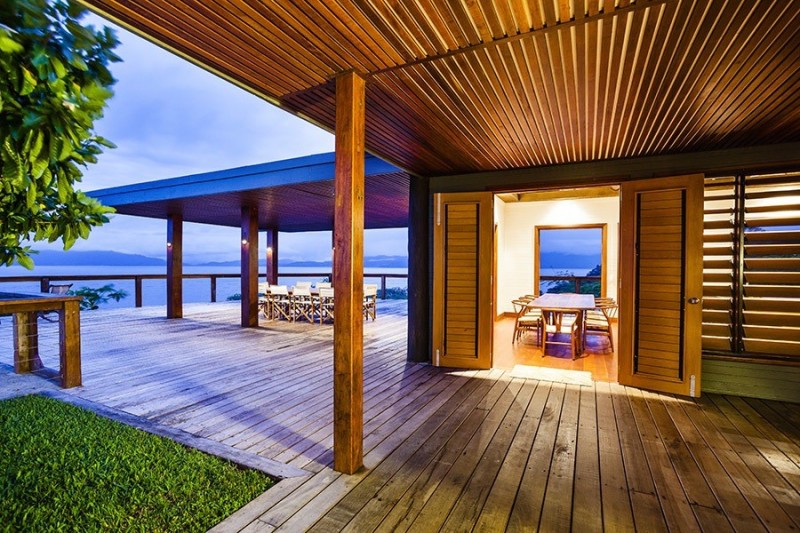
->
[533,223,608,297]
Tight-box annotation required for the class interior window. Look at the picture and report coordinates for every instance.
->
[535,226,605,297]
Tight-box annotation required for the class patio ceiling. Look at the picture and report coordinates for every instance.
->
[81,0,800,177]
[90,153,410,232]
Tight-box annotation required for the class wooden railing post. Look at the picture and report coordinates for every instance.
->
[40,277,50,293]
[380,275,387,299]
[135,277,143,307]
[210,276,217,303]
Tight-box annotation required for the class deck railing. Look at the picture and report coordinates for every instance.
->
[539,275,602,296]
[0,271,409,307]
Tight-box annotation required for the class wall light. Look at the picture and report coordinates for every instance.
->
[166,242,172,248]
[266,246,273,253]
[242,239,249,245]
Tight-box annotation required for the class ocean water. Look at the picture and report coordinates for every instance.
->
[0,265,408,309]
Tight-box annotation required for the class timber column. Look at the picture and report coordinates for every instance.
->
[166,213,183,318]
[407,177,430,362]
[266,228,278,285]
[333,70,365,474]
[241,206,259,327]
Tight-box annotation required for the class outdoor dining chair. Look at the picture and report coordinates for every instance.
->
[318,287,335,324]
[267,285,292,321]
[363,284,378,320]
[291,285,315,323]
[258,282,270,318]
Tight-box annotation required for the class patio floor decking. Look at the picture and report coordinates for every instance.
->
[1,301,799,532]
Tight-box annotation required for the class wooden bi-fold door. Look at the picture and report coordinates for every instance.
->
[432,192,493,369]
[618,175,704,397]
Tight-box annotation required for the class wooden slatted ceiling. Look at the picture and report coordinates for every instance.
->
[635,189,685,380]
[82,0,800,176]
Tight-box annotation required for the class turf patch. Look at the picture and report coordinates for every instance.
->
[0,395,274,532]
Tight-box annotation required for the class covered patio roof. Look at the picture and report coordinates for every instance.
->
[89,153,410,232]
[81,0,800,177]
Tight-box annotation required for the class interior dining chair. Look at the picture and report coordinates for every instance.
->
[585,300,617,350]
[511,298,543,345]
[542,310,580,359]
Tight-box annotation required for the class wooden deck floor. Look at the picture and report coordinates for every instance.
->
[1,302,799,532]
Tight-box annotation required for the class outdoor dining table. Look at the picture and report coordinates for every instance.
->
[526,293,596,358]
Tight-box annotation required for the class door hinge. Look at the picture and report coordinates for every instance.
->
[690,375,696,397]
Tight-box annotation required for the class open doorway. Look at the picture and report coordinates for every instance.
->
[493,186,620,381]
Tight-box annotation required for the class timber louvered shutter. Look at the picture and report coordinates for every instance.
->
[619,175,703,397]
[444,203,479,357]
[634,189,687,380]
[702,173,800,360]
[432,193,493,369]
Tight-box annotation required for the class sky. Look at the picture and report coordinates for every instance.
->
[35,13,408,264]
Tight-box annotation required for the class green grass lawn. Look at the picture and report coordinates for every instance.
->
[0,395,274,532]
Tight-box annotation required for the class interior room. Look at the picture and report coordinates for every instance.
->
[494,186,620,381]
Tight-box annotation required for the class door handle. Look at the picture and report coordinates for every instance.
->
[687,297,701,304]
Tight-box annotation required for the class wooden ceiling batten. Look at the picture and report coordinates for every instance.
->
[79,0,800,177]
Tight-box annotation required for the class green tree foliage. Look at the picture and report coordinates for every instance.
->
[0,0,120,268]
[68,283,127,310]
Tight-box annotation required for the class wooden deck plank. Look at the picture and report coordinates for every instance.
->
[539,383,581,531]
[595,381,637,533]
[639,389,734,531]
[472,380,552,532]
[440,378,538,530]
[571,384,603,532]
[624,387,707,532]
[680,396,800,532]
[507,382,567,530]
[608,383,668,532]
[661,394,769,532]
[1,301,798,533]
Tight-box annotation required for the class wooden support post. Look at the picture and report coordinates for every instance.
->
[241,206,259,327]
[167,214,183,319]
[40,278,50,293]
[333,70,365,475]
[210,276,217,303]
[407,177,431,363]
[59,300,81,388]
[266,228,278,285]
[134,277,143,307]
[13,312,42,373]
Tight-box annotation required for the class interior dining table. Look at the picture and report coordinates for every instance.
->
[526,293,596,358]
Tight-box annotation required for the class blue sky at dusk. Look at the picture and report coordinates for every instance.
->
[35,14,408,264]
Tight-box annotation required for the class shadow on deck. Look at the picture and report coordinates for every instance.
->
[1,301,798,532]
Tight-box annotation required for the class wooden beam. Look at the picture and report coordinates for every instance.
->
[333,69,365,475]
[407,176,430,363]
[166,214,183,319]
[241,206,259,327]
[266,228,278,285]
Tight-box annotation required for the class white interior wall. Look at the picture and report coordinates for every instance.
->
[495,195,620,314]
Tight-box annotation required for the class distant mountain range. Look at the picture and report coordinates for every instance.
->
[27,250,591,270]
[539,252,600,269]
[25,250,409,268]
